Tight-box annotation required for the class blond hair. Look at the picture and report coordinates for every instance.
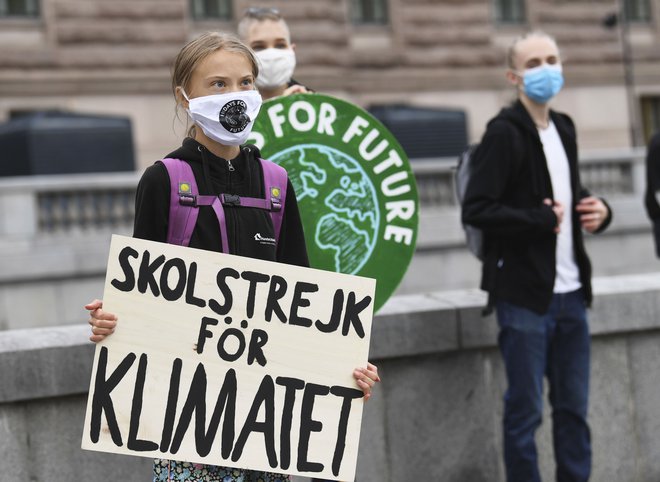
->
[506,30,559,70]
[171,32,258,137]
[172,31,259,96]
[237,7,290,43]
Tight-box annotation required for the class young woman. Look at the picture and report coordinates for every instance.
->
[85,32,379,482]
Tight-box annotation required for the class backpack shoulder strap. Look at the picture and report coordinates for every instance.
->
[258,158,288,244]
[158,158,201,247]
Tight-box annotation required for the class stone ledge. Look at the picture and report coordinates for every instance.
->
[0,324,93,403]
[2,273,660,403]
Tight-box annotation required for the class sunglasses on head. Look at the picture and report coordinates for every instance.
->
[245,6,281,19]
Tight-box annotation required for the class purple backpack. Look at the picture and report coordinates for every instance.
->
[159,157,288,252]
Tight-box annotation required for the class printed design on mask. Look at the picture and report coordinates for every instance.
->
[218,100,251,133]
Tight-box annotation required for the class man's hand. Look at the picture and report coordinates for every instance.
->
[543,198,564,233]
[282,84,309,96]
[576,196,608,233]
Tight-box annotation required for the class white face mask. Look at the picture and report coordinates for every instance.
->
[182,89,262,146]
[255,48,296,90]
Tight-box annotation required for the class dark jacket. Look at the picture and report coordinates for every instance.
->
[462,100,612,314]
[133,137,309,267]
[644,131,660,257]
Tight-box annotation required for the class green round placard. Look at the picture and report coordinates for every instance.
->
[247,94,419,312]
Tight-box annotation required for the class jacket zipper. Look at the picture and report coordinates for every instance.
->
[226,158,237,253]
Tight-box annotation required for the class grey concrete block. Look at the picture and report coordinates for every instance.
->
[590,289,660,336]
[25,395,151,482]
[0,324,94,402]
[0,281,60,330]
[628,333,660,481]
[381,352,502,482]
[355,378,389,482]
[432,289,498,349]
[588,338,638,481]
[0,233,115,283]
[57,277,106,325]
[372,293,458,359]
[0,402,29,481]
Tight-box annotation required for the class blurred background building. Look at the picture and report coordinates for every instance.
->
[2,1,660,481]
[2,0,660,168]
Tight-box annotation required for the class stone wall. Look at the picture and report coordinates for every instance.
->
[3,0,660,95]
[2,273,660,481]
[2,0,660,164]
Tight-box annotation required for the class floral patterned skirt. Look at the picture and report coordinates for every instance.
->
[153,459,291,482]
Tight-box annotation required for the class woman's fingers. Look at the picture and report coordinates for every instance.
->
[84,299,103,311]
[354,363,381,401]
[88,317,117,330]
[85,299,118,342]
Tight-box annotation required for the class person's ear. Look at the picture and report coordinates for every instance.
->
[175,86,189,109]
[290,42,296,52]
[505,69,520,87]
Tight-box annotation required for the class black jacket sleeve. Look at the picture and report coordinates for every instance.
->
[133,163,170,243]
[276,179,310,267]
[462,120,557,238]
[645,132,660,256]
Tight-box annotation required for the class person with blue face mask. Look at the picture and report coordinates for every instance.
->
[462,31,612,482]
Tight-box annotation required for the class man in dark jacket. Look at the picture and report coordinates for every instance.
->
[644,131,660,256]
[463,32,612,482]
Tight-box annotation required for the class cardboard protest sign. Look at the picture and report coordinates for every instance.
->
[82,235,375,481]
[247,94,419,312]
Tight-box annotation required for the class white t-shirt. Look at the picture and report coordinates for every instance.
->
[538,121,582,293]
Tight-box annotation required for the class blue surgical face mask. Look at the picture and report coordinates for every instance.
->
[520,64,564,104]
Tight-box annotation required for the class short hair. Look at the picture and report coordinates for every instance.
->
[237,6,290,42]
[506,30,559,70]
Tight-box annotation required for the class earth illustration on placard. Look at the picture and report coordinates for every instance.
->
[270,144,379,275]
[248,94,419,312]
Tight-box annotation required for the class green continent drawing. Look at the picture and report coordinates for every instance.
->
[270,144,379,274]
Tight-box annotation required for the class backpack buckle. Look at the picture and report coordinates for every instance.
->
[222,194,241,206]
[270,186,282,211]
[179,194,197,206]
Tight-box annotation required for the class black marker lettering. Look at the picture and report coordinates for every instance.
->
[315,289,344,333]
[170,365,237,459]
[297,383,330,473]
[217,328,245,362]
[275,377,305,470]
[159,358,182,452]
[90,347,136,446]
[197,317,218,354]
[137,250,165,296]
[241,271,270,319]
[330,386,363,476]
[342,292,371,338]
[289,281,319,328]
[185,262,206,308]
[127,354,158,451]
[265,275,288,323]
[231,375,277,468]
[209,268,239,315]
[111,246,139,292]
[247,329,269,367]
[160,258,187,301]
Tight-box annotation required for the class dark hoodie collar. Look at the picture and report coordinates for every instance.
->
[496,99,569,139]
[165,137,261,194]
